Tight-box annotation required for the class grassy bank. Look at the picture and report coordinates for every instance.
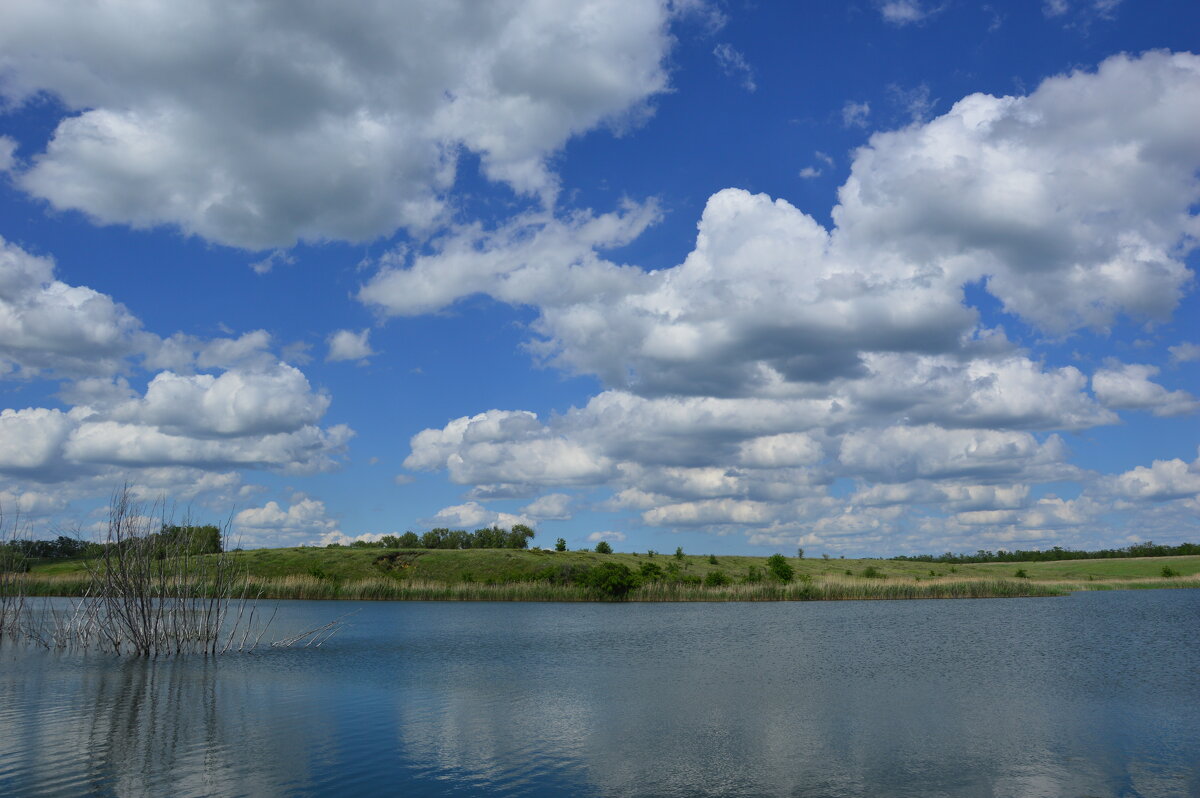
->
[14,548,1200,601]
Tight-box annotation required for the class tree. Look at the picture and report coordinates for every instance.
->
[674,546,684,560]
[507,524,535,549]
[159,524,222,555]
[766,553,794,582]
[708,554,718,564]
[398,531,420,548]
[796,547,804,559]
[594,540,613,554]
[555,537,567,552]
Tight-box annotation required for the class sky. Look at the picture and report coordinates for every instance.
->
[0,0,1197,556]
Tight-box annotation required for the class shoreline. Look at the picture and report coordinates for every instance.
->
[12,573,1200,602]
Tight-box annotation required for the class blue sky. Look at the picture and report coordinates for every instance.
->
[0,0,1197,555]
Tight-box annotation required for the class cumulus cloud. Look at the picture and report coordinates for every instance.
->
[841,53,1199,332]
[1,367,349,483]
[0,237,145,378]
[0,0,679,249]
[111,365,331,437]
[359,201,659,317]
[1092,363,1199,417]
[392,52,1200,550]
[587,530,627,543]
[1098,455,1200,502]
[1168,342,1200,364]
[326,329,375,363]
[234,496,339,544]
[520,493,573,521]
[423,501,532,530]
[838,426,1073,483]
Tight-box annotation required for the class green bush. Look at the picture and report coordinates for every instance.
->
[743,565,764,583]
[555,537,567,552]
[594,540,613,554]
[639,561,665,581]
[708,554,718,564]
[767,553,794,582]
[861,565,886,579]
[1161,565,1180,578]
[674,546,684,560]
[586,562,638,599]
[703,570,730,587]
[1015,569,1029,579]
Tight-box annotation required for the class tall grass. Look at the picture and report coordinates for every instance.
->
[34,574,1062,602]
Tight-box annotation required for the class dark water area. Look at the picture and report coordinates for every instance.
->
[1,590,1197,797]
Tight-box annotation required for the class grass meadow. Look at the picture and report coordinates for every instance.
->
[15,547,1200,602]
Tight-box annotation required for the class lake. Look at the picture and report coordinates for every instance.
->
[1,590,1197,797]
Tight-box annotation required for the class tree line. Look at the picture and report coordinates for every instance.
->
[332,525,536,551]
[890,540,1199,564]
[1,525,222,571]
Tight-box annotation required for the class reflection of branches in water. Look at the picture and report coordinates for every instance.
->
[271,610,357,648]
[80,656,219,795]
[2,487,343,656]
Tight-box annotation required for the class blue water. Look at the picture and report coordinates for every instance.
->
[1,590,1198,797]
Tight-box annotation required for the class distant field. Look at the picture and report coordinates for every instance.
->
[16,547,1200,601]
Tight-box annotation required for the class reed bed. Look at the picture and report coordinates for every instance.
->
[77,574,1068,602]
[16,572,1199,605]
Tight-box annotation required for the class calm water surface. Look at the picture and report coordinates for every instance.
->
[1,590,1197,797]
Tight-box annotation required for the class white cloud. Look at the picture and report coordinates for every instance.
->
[0,408,78,477]
[1092,363,1199,417]
[0,487,68,517]
[234,497,339,544]
[1168,342,1200,364]
[1099,456,1200,502]
[1043,0,1070,17]
[879,1,937,26]
[0,136,16,172]
[0,236,145,378]
[424,501,532,530]
[111,365,331,437]
[587,530,627,542]
[798,166,822,179]
[359,201,659,317]
[1,0,679,249]
[842,100,871,128]
[838,426,1073,483]
[737,433,822,468]
[643,498,777,527]
[520,493,573,521]
[63,420,352,475]
[326,329,375,363]
[713,43,756,92]
[836,52,1200,334]
[1,366,349,483]
[1044,0,1123,21]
